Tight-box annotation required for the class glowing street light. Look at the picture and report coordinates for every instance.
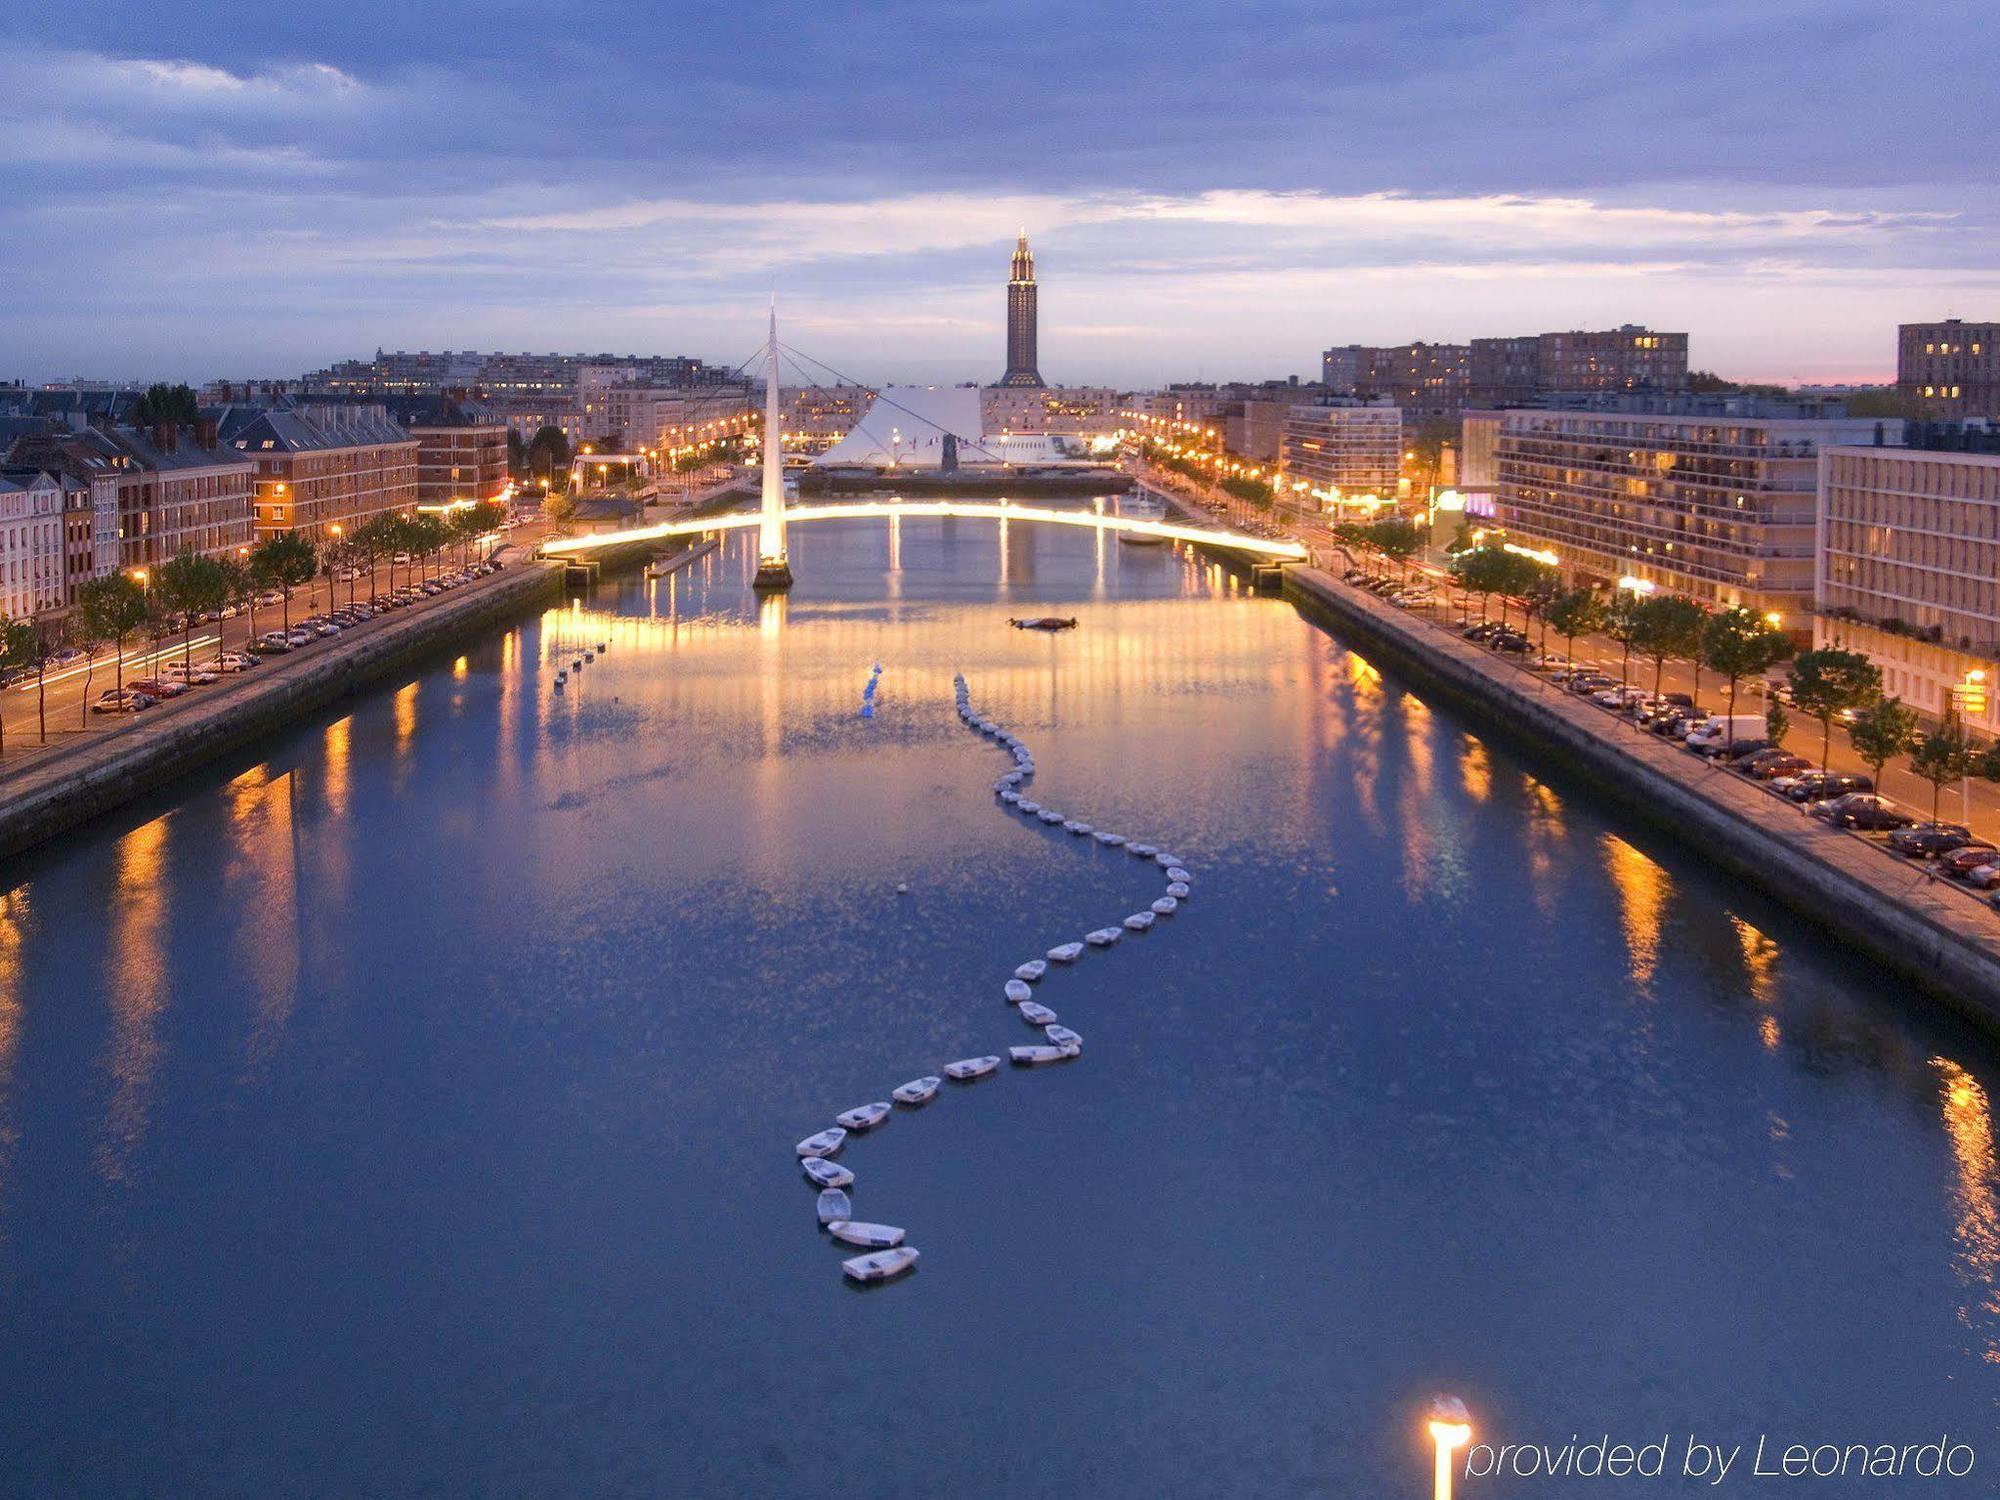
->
[1428,1395,1472,1500]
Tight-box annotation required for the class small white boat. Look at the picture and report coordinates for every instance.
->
[943,1055,1001,1081]
[817,1188,853,1224]
[1000,790,1022,805]
[1129,843,1158,858]
[1123,911,1155,932]
[1010,1044,1074,1066]
[1094,832,1127,847]
[1085,927,1122,947]
[1046,942,1085,963]
[1165,881,1191,899]
[1019,1001,1058,1026]
[1014,960,1047,982]
[1154,853,1181,869]
[1151,896,1179,915]
[842,1246,920,1283]
[796,1127,848,1158]
[802,1157,853,1188]
[1037,809,1064,824]
[1004,979,1034,1004]
[1004,771,1024,785]
[827,1220,905,1249]
[1165,867,1192,884]
[1044,1024,1082,1050]
[892,1076,941,1106]
[1063,820,1091,835]
[835,1102,890,1131]
[1017,800,1041,814]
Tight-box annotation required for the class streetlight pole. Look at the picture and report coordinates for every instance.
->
[1428,1395,1472,1500]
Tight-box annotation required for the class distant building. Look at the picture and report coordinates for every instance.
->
[218,404,418,544]
[981,386,1124,438]
[1324,326,1688,415]
[1277,404,1403,501]
[1815,425,2000,731]
[1320,343,1470,420]
[780,386,875,452]
[574,371,754,453]
[997,233,1045,388]
[1897,320,2000,420]
[303,349,733,399]
[1495,394,1892,615]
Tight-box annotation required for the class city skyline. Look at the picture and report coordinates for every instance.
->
[3,0,1997,387]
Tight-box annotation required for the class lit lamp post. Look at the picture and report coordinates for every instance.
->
[1954,669,1988,823]
[1428,1395,1472,1500]
[328,522,347,610]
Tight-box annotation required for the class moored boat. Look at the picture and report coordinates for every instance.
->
[943,1055,1001,1081]
[892,1076,942,1106]
[796,1127,848,1158]
[835,1102,890,1131]
[827,1220,905,1249]
[842,1246,920,1283]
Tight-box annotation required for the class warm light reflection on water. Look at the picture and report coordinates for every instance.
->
[0,885,25,1227]
[1934,1057,2000,1364]
[99,816,168,1185]
[1731,913,1782,1051]
[1602,832,1670,989]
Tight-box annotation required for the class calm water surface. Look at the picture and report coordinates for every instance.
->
[2,510,1998,1496]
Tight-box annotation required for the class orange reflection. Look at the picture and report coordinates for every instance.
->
[1729,913,1782,1050]
[1523,777,1567,913]
[1602,833,1670,988]
[1459,736,1492,803]
[99,815,168,1183]
[0,883,26,1223]
[227,763,302,1072]
[322,714,351,820]
[1933,1057,2000,1364]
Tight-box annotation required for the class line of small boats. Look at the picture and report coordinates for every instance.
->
[549,637,611,694]
[791,671,1198,1286]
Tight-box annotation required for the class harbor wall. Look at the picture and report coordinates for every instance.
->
[0,562,566,865]
[1281,564,2000,1033]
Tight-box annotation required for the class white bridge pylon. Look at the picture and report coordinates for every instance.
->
[539,499,1310,561]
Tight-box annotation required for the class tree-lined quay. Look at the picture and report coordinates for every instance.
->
[0,500,521,775]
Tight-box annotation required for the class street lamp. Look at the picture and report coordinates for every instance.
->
[1428,1395,1472,1500]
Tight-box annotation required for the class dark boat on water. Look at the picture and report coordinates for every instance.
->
[1008,616,1078,632]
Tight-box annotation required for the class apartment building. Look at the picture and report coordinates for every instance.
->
[0,469,67,620]
[220,404,418,544]
[381,397,511,506]
[1815,428,2000,731]
[1898,321,2000,420]
[980,386,1125,439]
[1323,326,1688,414]
[1277,404,1404,500]
[1321,343,1470,420]
[1495,395,1894,616]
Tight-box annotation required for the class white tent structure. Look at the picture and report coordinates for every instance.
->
[814,385,1076,468]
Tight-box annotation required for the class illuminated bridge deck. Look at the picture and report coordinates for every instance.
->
[537,499,1311,561]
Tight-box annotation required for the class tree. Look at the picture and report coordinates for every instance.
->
[252,533,317,630]
[128,382,200,428]
[219,555,257,640]
[542,489,578,537]
[1700,607,1793,752]
[0,619,34,756]
[1632,595,1708,705]
[1848,697,1919,800]
[1911,708,1973,822]
[1605,592,1646,686]
[1545,587,1604,667]
[77,573,150,697]
[526,424,572,486]
[21,617,64,744]
[1765,701,1791,749]
[152,551,228,668]
[1521,568,1564,656]
[506,428,528,478]
[1787,648,1883,770]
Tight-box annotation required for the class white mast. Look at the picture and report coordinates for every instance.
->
[758,300,786,568]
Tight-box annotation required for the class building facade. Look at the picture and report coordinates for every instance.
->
[1897,321,2000,420]
[1495,396,1893,615]
[1323,327,1688,415]
[998,232,1044,388]
[1815,432,2000,731]
[0,470,67,620]
[1277,404,1404,501]
[981,386,1123,438]
[221,405,418,544]
[380,398,511,507]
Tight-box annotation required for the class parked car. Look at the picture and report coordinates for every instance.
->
[1781,771,1873,803]
[126,677,185,699]
[1569,674,1619,696]
[1886,822,1977,858]
[285,630,313,648]
[1938,844,2000,881]
[208,652,257,673]
[1685,715,1768,755]
[1737,750,1811,781]
[1710,738,1772,763]
[159,661,218,686]
[1593,684,1648,709]
[1809,793,1915,831]
[92,688,153,713]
